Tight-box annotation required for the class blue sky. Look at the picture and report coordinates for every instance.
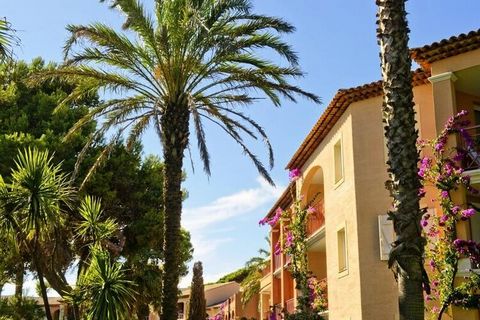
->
[2,0,480,292]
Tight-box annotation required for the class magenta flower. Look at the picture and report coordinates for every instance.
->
[420,219,428,228]
[418,188,426,197]
[418,157,431,178]
[452,205,461,214]
[307,206,316,214]
[461,208,476,219]
[268,208,282,226]
[289,168,301,181]
[285,231,294,248]
[258,217,268,226]
[274,242,282,256]
[441,191,449,199]
[438,215,449,226]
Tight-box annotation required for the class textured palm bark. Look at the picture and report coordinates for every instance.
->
[160,103,190,320]
[376,1,428,319]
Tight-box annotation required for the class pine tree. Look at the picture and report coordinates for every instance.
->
[188,262,207,320]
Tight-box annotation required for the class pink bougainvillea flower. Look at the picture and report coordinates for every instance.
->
[274,242,282,256]
[461,208,476,219]
[440,191,449,199]
[420,219,428,228]
[289,168,301,181]
[268,208,282,226]
[438,215,449,226]
[306,206,316,214]
[258,217,268,226]
[285,231,294,248]
[418,187,426,197]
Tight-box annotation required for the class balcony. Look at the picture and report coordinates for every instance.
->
[459,125,480,171]
[285,298,296,314]
[273,253,282,272]
[306,199,325,237]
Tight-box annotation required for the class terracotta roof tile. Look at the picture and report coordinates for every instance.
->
[285,69,430,170]
[411,29,480,69]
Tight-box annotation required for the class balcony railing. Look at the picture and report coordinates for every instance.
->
[285,298,296,314]
[261,264,271,277]
[458,125,480,171]
[306,199,325,236]
[273,253,282,271]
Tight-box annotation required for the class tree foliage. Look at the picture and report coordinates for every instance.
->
[0,59,193,317]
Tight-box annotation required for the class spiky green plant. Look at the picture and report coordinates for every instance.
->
[3,148,74,320]
[78,249,136,320]
[30,1,320,318]
[75,195,118,275]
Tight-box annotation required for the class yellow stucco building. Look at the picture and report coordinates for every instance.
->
[259,29,480,320]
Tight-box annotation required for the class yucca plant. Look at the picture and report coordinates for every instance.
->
[78,248,136,320]
[75,195,118,276]
[3,148,74,320]
[30,1,320,318]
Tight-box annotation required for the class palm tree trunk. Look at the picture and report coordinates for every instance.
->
[14,262,24,299]
[376,1,427,319]
[160,104,190,320]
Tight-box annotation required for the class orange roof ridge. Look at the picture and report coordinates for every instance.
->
[286,69,430,170]
[411,28,480,69]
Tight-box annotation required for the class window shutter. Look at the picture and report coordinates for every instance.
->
[378,215,395,261]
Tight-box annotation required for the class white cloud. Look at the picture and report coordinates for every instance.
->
[182,177,282,232]
[179,177,283,285]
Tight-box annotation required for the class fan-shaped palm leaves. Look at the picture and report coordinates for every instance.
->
[30,1,320,318]
[0,148,75,320]
[0,18,17,61]
[241,242,269,305]
[77,249,136,320]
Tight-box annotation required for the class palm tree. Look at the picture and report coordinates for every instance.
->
[78,248,136,320]
[241,244,269,305]
[30,1,319,318]
[376,1,429,319]
[0,18,17,61]
[4,148,74,320]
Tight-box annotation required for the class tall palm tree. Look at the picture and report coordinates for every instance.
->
[376,1,429,319]
[30,1,319,318]
[4,148,74,320]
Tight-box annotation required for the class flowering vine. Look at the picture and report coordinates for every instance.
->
[418,110,480,318]
[260,169,325,319]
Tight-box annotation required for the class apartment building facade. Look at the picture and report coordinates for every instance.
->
[259,29,480,320]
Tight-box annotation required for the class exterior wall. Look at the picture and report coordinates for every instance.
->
[299,109,363,319]
[262,46,480,320]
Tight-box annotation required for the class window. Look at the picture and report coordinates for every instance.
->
[337,225,348,274]
[334,139,344,184]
